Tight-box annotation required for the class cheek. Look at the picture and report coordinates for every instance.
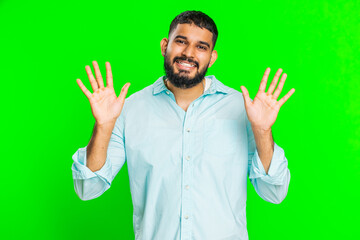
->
[199,55,211,67]
[167,51,180,62]
[167,44,183,55]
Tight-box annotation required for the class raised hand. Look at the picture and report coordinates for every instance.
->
[76,61,130,125]
[240,68,295,132]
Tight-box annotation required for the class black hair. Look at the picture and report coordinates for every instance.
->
[168,11,218,49]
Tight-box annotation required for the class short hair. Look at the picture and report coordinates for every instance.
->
[168,11,218,49]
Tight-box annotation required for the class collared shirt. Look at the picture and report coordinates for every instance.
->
[72,75,290,240]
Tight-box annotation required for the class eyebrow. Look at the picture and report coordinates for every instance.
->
[174,35,211,49]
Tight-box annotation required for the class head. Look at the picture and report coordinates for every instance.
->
[161,11,218,89]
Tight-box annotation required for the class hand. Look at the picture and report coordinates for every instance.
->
[76,61,130,126]
[240,68,295,132]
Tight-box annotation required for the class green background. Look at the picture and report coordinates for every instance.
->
[1,0,359,239]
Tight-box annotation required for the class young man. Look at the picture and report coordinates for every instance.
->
[72,11,295,240]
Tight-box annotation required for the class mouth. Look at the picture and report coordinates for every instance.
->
[175,59,198,71]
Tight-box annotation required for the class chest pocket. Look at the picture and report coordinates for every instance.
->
[203,119,243,157]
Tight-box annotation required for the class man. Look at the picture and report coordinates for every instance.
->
[72,11,295,240]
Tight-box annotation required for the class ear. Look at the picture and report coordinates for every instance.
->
[160,38,169,57]
[208,50,218,68]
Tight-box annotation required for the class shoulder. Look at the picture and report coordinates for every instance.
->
[122,77,161,110]
[126,85,153,104]
[209,75,245,106]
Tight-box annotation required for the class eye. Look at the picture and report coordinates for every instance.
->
[176,40,185,44]
[197,45,207,50]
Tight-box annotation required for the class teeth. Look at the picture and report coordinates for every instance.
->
[178,61,195,67]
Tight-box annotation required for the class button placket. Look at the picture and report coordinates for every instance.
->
[181,110,193,240]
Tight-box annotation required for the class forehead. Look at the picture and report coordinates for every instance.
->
[169,23,213,46]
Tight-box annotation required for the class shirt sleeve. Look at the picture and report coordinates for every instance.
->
[246,118,291,204]
[71,114,126,201]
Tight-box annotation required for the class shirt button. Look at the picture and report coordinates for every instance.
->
[186,156,190,161]
[184,215,189,219]
[166,91,170,95]
[186,128,190,132]
[185,185,190,190]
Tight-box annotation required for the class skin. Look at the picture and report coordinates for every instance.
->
[76,61,130,171]
[160,23,218,111]
[241,68,295,173]
[76,23,295,174]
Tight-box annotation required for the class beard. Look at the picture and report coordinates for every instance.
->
[164,52,209,89]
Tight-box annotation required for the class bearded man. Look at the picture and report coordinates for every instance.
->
[72,10,295,240]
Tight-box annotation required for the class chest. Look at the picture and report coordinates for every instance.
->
[124,100,248,172]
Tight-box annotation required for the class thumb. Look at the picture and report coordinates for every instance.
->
[117,82,131,102]
[240,86,251,106]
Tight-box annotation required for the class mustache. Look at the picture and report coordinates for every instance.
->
[173,56,199,68]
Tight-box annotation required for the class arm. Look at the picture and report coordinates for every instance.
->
[71,61,130,200]
[241,68,295,204]
[72,115,126,200]
[247,118,290,204]
[86,122,115,172]
[251,127,274,174]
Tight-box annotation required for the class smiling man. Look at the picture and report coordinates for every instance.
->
[72,11,294,240]
[163,20,217,89]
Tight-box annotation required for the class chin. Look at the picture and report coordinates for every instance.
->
[178,71,195,77]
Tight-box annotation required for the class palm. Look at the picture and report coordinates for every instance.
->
[241,68,295,131]
[76,61,130,125]
[89,87,123,124]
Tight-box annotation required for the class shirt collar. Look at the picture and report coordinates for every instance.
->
[152,75,229,95]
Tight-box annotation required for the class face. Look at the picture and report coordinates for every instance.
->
[161,23,218,89]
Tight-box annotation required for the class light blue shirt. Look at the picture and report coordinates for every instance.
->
[72,75,290,240]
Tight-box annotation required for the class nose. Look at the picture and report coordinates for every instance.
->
[181,44,195,59]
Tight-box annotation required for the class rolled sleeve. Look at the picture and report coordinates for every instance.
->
[246,115,290,204]
[249,143,289,185]
[71,146,113,185]
[247,142,291,204]
[71,113,127,200]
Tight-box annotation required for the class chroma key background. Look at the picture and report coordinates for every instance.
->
[0,0,359,239]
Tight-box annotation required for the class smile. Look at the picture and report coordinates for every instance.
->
[175,60,197,70]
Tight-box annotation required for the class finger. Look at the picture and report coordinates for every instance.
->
[106,62,113,87]
[267,68,283,95]
[85,65,98,92]
[240,86,252,106]
[259,68,270,92]
[278,88,295,107]
[117,82,131,102]
[92,61,104,88]
[76,79,92,99]
[273,73,287,99]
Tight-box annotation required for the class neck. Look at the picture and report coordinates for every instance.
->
[165,78,205,109]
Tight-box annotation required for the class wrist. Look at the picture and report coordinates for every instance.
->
[252,126,272,136]
[95,121,116,134]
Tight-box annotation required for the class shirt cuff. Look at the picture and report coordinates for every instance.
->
[71,147,112,185]
[249,143,289,185]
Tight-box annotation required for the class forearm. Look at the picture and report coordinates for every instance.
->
[72,116,126,200]
[86,121,116,172]
[252,128,274,174]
